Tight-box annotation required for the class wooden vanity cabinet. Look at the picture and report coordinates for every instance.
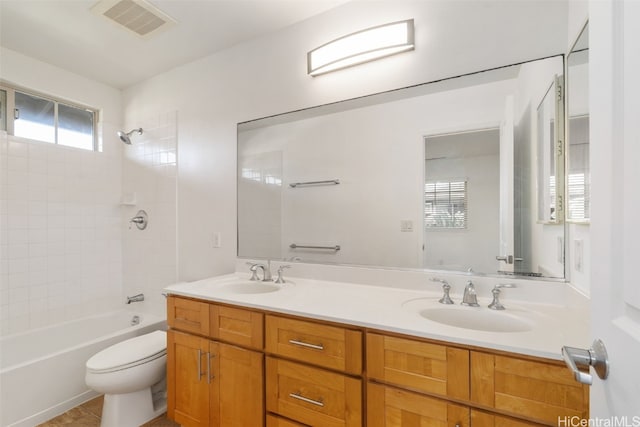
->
[265,314,363,427]
[366,333,469,400]
[470,351,589,425]
[368,383,470,427]
[366,331,589,427]
[167,295,588,427]
[166,296,264,427]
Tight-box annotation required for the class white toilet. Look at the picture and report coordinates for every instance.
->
[85,330,167,427]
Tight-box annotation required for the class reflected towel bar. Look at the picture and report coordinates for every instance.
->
[290,244,341,251]
[289,179,340,188]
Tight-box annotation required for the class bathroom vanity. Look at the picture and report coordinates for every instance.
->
[165,272,589,427]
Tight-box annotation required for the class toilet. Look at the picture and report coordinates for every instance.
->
[85,330,167,427]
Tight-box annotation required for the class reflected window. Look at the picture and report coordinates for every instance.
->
[424,180,467,229]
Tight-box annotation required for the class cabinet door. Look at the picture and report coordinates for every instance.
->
[167,330,210,427]
[470,352,589,425]
[211,342,265,427]
[167,296,210,336]
[266,357,362,427]
[367,383,469,427]
[367,333,469,400]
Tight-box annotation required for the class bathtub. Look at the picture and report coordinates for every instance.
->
[0,310,166,427]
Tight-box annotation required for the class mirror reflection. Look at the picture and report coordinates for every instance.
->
[238,55,565,278]
[567,22,590,222]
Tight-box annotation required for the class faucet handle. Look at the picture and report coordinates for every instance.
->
[488,283,516,310]
[274,265,291,284]
[246,262,260,281]
[430,278,454,304]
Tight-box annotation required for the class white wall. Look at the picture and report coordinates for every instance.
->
[123,0,569,283]
[0,48,123,334]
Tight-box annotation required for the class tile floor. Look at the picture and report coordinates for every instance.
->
[36,396,179,426]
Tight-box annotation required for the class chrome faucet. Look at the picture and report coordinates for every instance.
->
[488,283,516,310]
[127,293,144,304]
[430,278,454,304]
[461,280,479,307]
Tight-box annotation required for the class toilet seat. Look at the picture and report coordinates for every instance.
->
[87,330,166,374]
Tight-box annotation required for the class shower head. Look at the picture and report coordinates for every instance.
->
[117,128,143,145]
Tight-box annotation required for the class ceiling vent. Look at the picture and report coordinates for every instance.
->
[91,0,176,38]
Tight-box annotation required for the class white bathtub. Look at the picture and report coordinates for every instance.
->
[0,310,166,427]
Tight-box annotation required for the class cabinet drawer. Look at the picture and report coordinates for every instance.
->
[366,333,469,400]
[471,352,589,425]
[266,357,362,427]
[167,296,210,336]
[210,304,264,349]
[267,414,310,427]
[266,315,362,374]
[367,383,469,427]
[471,410,546,427]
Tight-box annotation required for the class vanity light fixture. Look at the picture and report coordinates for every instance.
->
[307,19,415,76]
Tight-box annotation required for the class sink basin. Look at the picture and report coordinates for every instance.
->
[418,307,532,333]
[220,282,281,294]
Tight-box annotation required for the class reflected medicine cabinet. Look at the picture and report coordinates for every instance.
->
[536,75,565,224]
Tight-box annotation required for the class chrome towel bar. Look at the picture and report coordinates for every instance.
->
[289,179,340,188]
[289,243,341,251]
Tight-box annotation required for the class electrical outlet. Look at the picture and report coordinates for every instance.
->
[557,236,564,264]
[212,232,221,248]
[574,239,583,272]
[400,220,413,232]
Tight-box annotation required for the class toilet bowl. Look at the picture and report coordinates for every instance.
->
[85,330,167,427]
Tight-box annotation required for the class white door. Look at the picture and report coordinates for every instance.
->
[498,95,515,272]
[585,0,640,416]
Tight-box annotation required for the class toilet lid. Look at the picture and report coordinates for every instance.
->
[86,330,166,373]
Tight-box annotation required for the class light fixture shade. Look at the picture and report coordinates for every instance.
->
[307,19,414,76]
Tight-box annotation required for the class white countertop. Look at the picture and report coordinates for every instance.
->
[164,271,590,361]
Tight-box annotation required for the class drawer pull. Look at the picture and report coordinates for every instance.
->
[289,392,324,407]
[288,339,324,350]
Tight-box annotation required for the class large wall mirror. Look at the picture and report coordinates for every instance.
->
[567,22,590,222]
[238,55,566,279]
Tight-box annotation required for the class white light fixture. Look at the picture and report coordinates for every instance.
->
[307,19,415,76]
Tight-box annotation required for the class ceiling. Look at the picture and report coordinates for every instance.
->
[0,0,347,89]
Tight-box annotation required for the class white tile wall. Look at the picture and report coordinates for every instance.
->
[0,131,123,335]
[122,111,178,316]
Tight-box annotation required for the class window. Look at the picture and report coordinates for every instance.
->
[424,180,467,229]
[0,84,97,151]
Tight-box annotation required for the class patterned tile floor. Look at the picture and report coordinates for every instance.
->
[36,396,179,426]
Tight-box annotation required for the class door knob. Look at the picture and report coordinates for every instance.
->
[561,339,609,385]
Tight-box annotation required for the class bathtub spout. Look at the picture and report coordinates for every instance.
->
[127,294,145,304]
